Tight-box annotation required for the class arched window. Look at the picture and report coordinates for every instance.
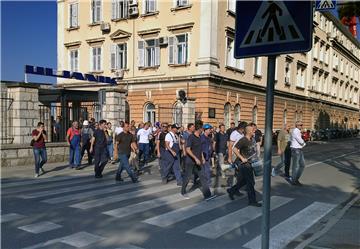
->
[283,109,287,126]
[224,103,231,128]
[252,106,258,124]
[125,101,130,123]
[234,104,241,125]
[144,103,156,124]
[173,102,183,125]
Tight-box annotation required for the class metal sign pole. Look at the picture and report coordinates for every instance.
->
[261,55,276,249]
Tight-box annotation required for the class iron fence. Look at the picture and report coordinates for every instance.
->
[0,97,14,144]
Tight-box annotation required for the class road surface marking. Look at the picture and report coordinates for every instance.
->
[243,202,336,249]
[143,194,243,227]
[103,190,203,219]
[18,221,62,234]
[42,179,158,204]
[70,182,180,210]
[186,196,293,239]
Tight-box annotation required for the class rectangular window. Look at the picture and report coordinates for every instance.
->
[176,34,188,64]
[340,59,344,73]
[319,44,324,62]
[69,49,79,72]
[296,65,305,88]
[228,0,236,12]
[254,57,261,76]
[354,90,358,104]
[111,43,127,70]
[91,47,102,71]
[138,39,160,68]
[313,40,318,59]
[285,61,291,84]
[112,0,129,19]
[144,0,156,14]
[225,37,244,71]
[325,47,329,65]
[176,0,188,7]
[69,2,78,28]
[92,0,102,23]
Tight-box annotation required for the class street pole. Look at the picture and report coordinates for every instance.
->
[261,55,276,249]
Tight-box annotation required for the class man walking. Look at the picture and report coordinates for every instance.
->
[156,123,169,182]
[163,124,183,185]
[32,122,47,177]
[227,125,261,207]
[80,120,94,166]
[115,122,139,183]
[272,123,291,177]
[137,122,152,168]
[90,120,108,178]
[201,124,214,187]
[66,121,81,169]
[289,121,306,186]
[181,121,216,201]
[215,124,228,178]
[228,121,247,164]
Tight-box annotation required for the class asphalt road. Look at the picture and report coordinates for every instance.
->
[1,138,359,249]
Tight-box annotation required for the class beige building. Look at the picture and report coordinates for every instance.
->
[57,0,360,130]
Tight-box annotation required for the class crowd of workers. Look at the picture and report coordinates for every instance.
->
[31,117,308,206]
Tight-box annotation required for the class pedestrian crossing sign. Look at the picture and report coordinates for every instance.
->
[234,1,313,59]
[316,0,336,11]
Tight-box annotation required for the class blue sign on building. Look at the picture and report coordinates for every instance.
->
[234,1,313,59]
[316,0,336,11]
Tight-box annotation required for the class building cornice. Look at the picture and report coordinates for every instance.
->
[167,22,195,31]
[86,37,106,44]
[138,28,161,36]
[64,41,81,47]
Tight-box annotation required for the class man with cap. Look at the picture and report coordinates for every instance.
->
[163,123,183,185]
[201,124,214,187]
[228,121,248,164]
[80,120,94,166]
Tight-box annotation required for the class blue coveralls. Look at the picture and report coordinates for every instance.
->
[201,134,213,187]
[163,133,182,185]
[69,130,81,168]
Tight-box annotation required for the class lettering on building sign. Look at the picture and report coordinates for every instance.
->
[25,65,118,85]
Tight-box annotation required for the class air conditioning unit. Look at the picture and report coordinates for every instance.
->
[129,0,138,6]
[114,69,124,79]
[129,6,139,16]
[285,77,290,85]
[100,22,110,31]
[159,36,168,46]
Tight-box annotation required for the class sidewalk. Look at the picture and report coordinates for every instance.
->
[305,197,360,249]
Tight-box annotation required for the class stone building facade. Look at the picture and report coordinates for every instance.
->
[56,0,360,130]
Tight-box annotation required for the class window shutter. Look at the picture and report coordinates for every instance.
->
[124,43,127,69]
[142,0,146,14]
[185,33,189,63]
[111,44,117,70]
[112,0,116,19]
[155,39,160,66]
[138,41,145,67]
[173,0,177,8]
[150,0,155,12]
[168,37,175,64]
[96,0,101,22]
[74,3,78,27]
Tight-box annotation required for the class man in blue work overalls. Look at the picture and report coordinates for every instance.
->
[201,124,214,188]
[163,124,183,186]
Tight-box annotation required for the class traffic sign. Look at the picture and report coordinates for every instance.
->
[316,0,336,11]
[234,1,313,58]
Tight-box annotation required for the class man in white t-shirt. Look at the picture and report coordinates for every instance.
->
[228,121,247,163]
[137,122,152,167]
[162,123,182,185]
[114,121,124,135]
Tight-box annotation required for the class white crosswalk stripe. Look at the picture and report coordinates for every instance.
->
[143,194,241,227]
[70,183,180,210]
[243,202,336,249]
[186,196,293,239]
[1,213,25,223]
[103,189,204,219]
[18,221,62,234]
[19,180,116,199]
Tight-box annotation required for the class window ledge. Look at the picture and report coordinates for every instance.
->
[67,26,80,31]
[296,85,305,90]
[171,4,192,12]
[225,65,245,74]
[169,63,191,67]
[227,10,236,17]
[88,71,104,74]
[254,74,262,79]
[111,17,129,22]
[111,68,129,72]
[141,11,159,18]
[139,66,160,70]
[88,22,101,27]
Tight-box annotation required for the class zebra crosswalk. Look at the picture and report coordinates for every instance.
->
[2,173,338,249]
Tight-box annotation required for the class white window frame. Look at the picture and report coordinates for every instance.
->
[91,0,102,24]
[228,0,236,13]
[296,65,305,88]
[144,0,156,14]
[226,36,244,71]
[224,103,231,129]
[144,103,156,124]
[69,2,79,28]
[138,39,160,68]
[69,49,79,72]
[176,0,189,7]
[313,40,318,59]
[285,60,291,84]
[111,43,127,70]
[254,57,262,76]
[169,34,189,65]
[234,104,241,125]
[112,0,129,20]
[90,46,102,72]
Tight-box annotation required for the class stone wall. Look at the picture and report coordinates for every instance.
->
[1,143,69,167]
